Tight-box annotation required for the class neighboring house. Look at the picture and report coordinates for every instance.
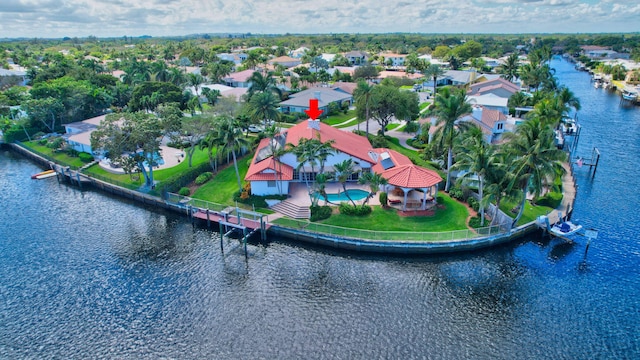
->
[380,53,407,67]
[418,54,449,66]
[62,114,106,156]
[268,56,302,68]
[246,119,442,207]
[187,84,248,102]
[223,69,255,88]
[328,66,356,77]
[580,46,629,60]
[0,68,28,87]
[216,53,246,65]
[344,51,369,65]
[467,93,509,114]
[279,87,353,115]
[467,77,520,98]
[480,57,503,70]
[320,53,337,63]
[330,82,358,95]
[290,47,310,58]
[461,106,509,144]
[441,70,479,86]
[373,70,423,84]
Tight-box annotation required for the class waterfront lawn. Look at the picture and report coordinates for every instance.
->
[23,141,86,169]
[191,155,250,205]
[499,198,553,226]
[322,110,356,126]
[319,194,468,232]
[386,137,439,172]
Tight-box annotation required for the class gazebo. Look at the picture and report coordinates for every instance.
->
[382,164,443,211]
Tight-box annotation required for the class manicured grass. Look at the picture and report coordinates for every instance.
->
[191,154,251,205]
[276,122,295,129]
[320,194,469,231]
[419,102,431,111]
[386,137,439,172]
[386,123,402,131]
[335,119,359,128]
[23,141,87,169]
[322,109,356,125]
[499,197,553,226]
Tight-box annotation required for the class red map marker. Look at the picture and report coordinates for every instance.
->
[304,98,323,120]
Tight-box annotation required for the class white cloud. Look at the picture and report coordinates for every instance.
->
[0,0,637,38]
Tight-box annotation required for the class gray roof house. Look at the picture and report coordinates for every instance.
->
[279,88,353,115]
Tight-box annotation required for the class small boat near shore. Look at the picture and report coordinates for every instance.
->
[537,215,583,240]
[31,169,55,179]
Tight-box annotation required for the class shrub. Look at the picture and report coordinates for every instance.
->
[178,187,190,196]
[379,192,388,206]
[78,152,94,163]
[65,148,79,157]
[448,186,464,200]
[535,192,563,209]
[338,203,372,216]
[38,139,48,145]
[468,216,483,229]
[467,197,480,212]
[310,205,332,222]
[195,171,213,185]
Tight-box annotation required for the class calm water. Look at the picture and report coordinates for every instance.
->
[1,58,639,359]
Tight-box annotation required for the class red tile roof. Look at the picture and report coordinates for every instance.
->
[480,107,507,128]
[285,120,374,164]
[245,138,294,181]
[371,148,442,188]
[468,78,519,95]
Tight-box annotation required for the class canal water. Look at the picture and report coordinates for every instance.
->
[1,58,639,359]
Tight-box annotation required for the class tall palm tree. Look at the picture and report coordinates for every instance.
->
[504,117,566,226]
[247,91,281,127]
[264,125,285,195]
[354,80,373,138]
[556,86,581,114]
[433,87,473,192]
[423,64,445,96]
[217,115,251,192]
[453,126,496,227]
[358,171,388,205]
[188,73,204,96]
[152,61,171,82]
[168,67,185,87]
[334,159,357,206]
[499,53,520,82]
[247,71,282,100]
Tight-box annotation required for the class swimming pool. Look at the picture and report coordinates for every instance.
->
[317,189,370,202]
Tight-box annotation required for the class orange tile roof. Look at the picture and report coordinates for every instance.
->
[480,108,507,128]
[285,120,374,164]
[245,138,294,181]
[381,164,443,188]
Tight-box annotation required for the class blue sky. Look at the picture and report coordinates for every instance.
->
[0,0,638,38]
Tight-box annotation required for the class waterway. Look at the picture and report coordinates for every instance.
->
[1,58,639,359]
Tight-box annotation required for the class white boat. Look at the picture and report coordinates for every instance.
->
[537,215,583,239]
[594,81,601,89]
[36,171,58,179]
[550,221,583,237]
[621,87,638,101]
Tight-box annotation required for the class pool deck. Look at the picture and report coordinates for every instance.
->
[287,182,381,206]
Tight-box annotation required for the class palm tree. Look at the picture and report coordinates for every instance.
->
[453,126,496,226]
[423,64,445,96]
[264,125,285,195]
[358,171,388,205]
[334,159,357,206]
[433,87,473,192]
[217,115,251,192]
[247,91,281,127]
[152,61,171,82]
[168,67,185,87]
[354,80,373,138]
[247,71,282,100]
[556,86,581,114]
[499,53,520,82]
[188,73,204,96]
[504,117,566,226]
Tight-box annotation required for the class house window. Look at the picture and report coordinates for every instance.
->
[293,170,300,180]
[497,123,504,130]
[267,180,276,188]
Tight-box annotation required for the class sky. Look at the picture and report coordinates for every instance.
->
[0,0,639,39]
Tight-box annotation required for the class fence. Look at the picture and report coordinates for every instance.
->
[166,193,265,223]
[270,217,506,242]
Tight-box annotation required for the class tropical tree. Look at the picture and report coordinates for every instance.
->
[453,126,495,226]
[358,171,388,205]
[181,115,216,167]
[433,87,473,192]
[152,61,171,82]
[187,73,204,96]
[504,117,566,226]
[360,85,419,137]
[334,159,357,206]
[423,64,445,96]
[216,115,251,192]
[90,112,164,188]
[353,80,373,138]
[247,71,282,100]
[247,91,281,126]
[499,53,520,82]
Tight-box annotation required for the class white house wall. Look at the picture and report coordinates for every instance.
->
[251,180,290,196]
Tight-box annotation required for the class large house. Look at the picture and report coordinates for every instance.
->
[246,119,442,210]
[344,51,369,65]
[461,106,510,144]
[223,69,255,88]
[62,114,106,156]
[278,88,353,115]
[468,78,519,98]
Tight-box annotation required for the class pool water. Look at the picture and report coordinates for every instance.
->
[321,189,370,202]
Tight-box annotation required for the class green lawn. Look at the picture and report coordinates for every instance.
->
[386,137,438,171]
[386,123,402,131]
[335,119,359,129]
[191,154,250,205]
[23,141,87,169]
[322,110,357,125]
[320,194,468,231]
[499,197,553,226]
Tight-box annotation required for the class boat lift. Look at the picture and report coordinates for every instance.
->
[573,147,601,179]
